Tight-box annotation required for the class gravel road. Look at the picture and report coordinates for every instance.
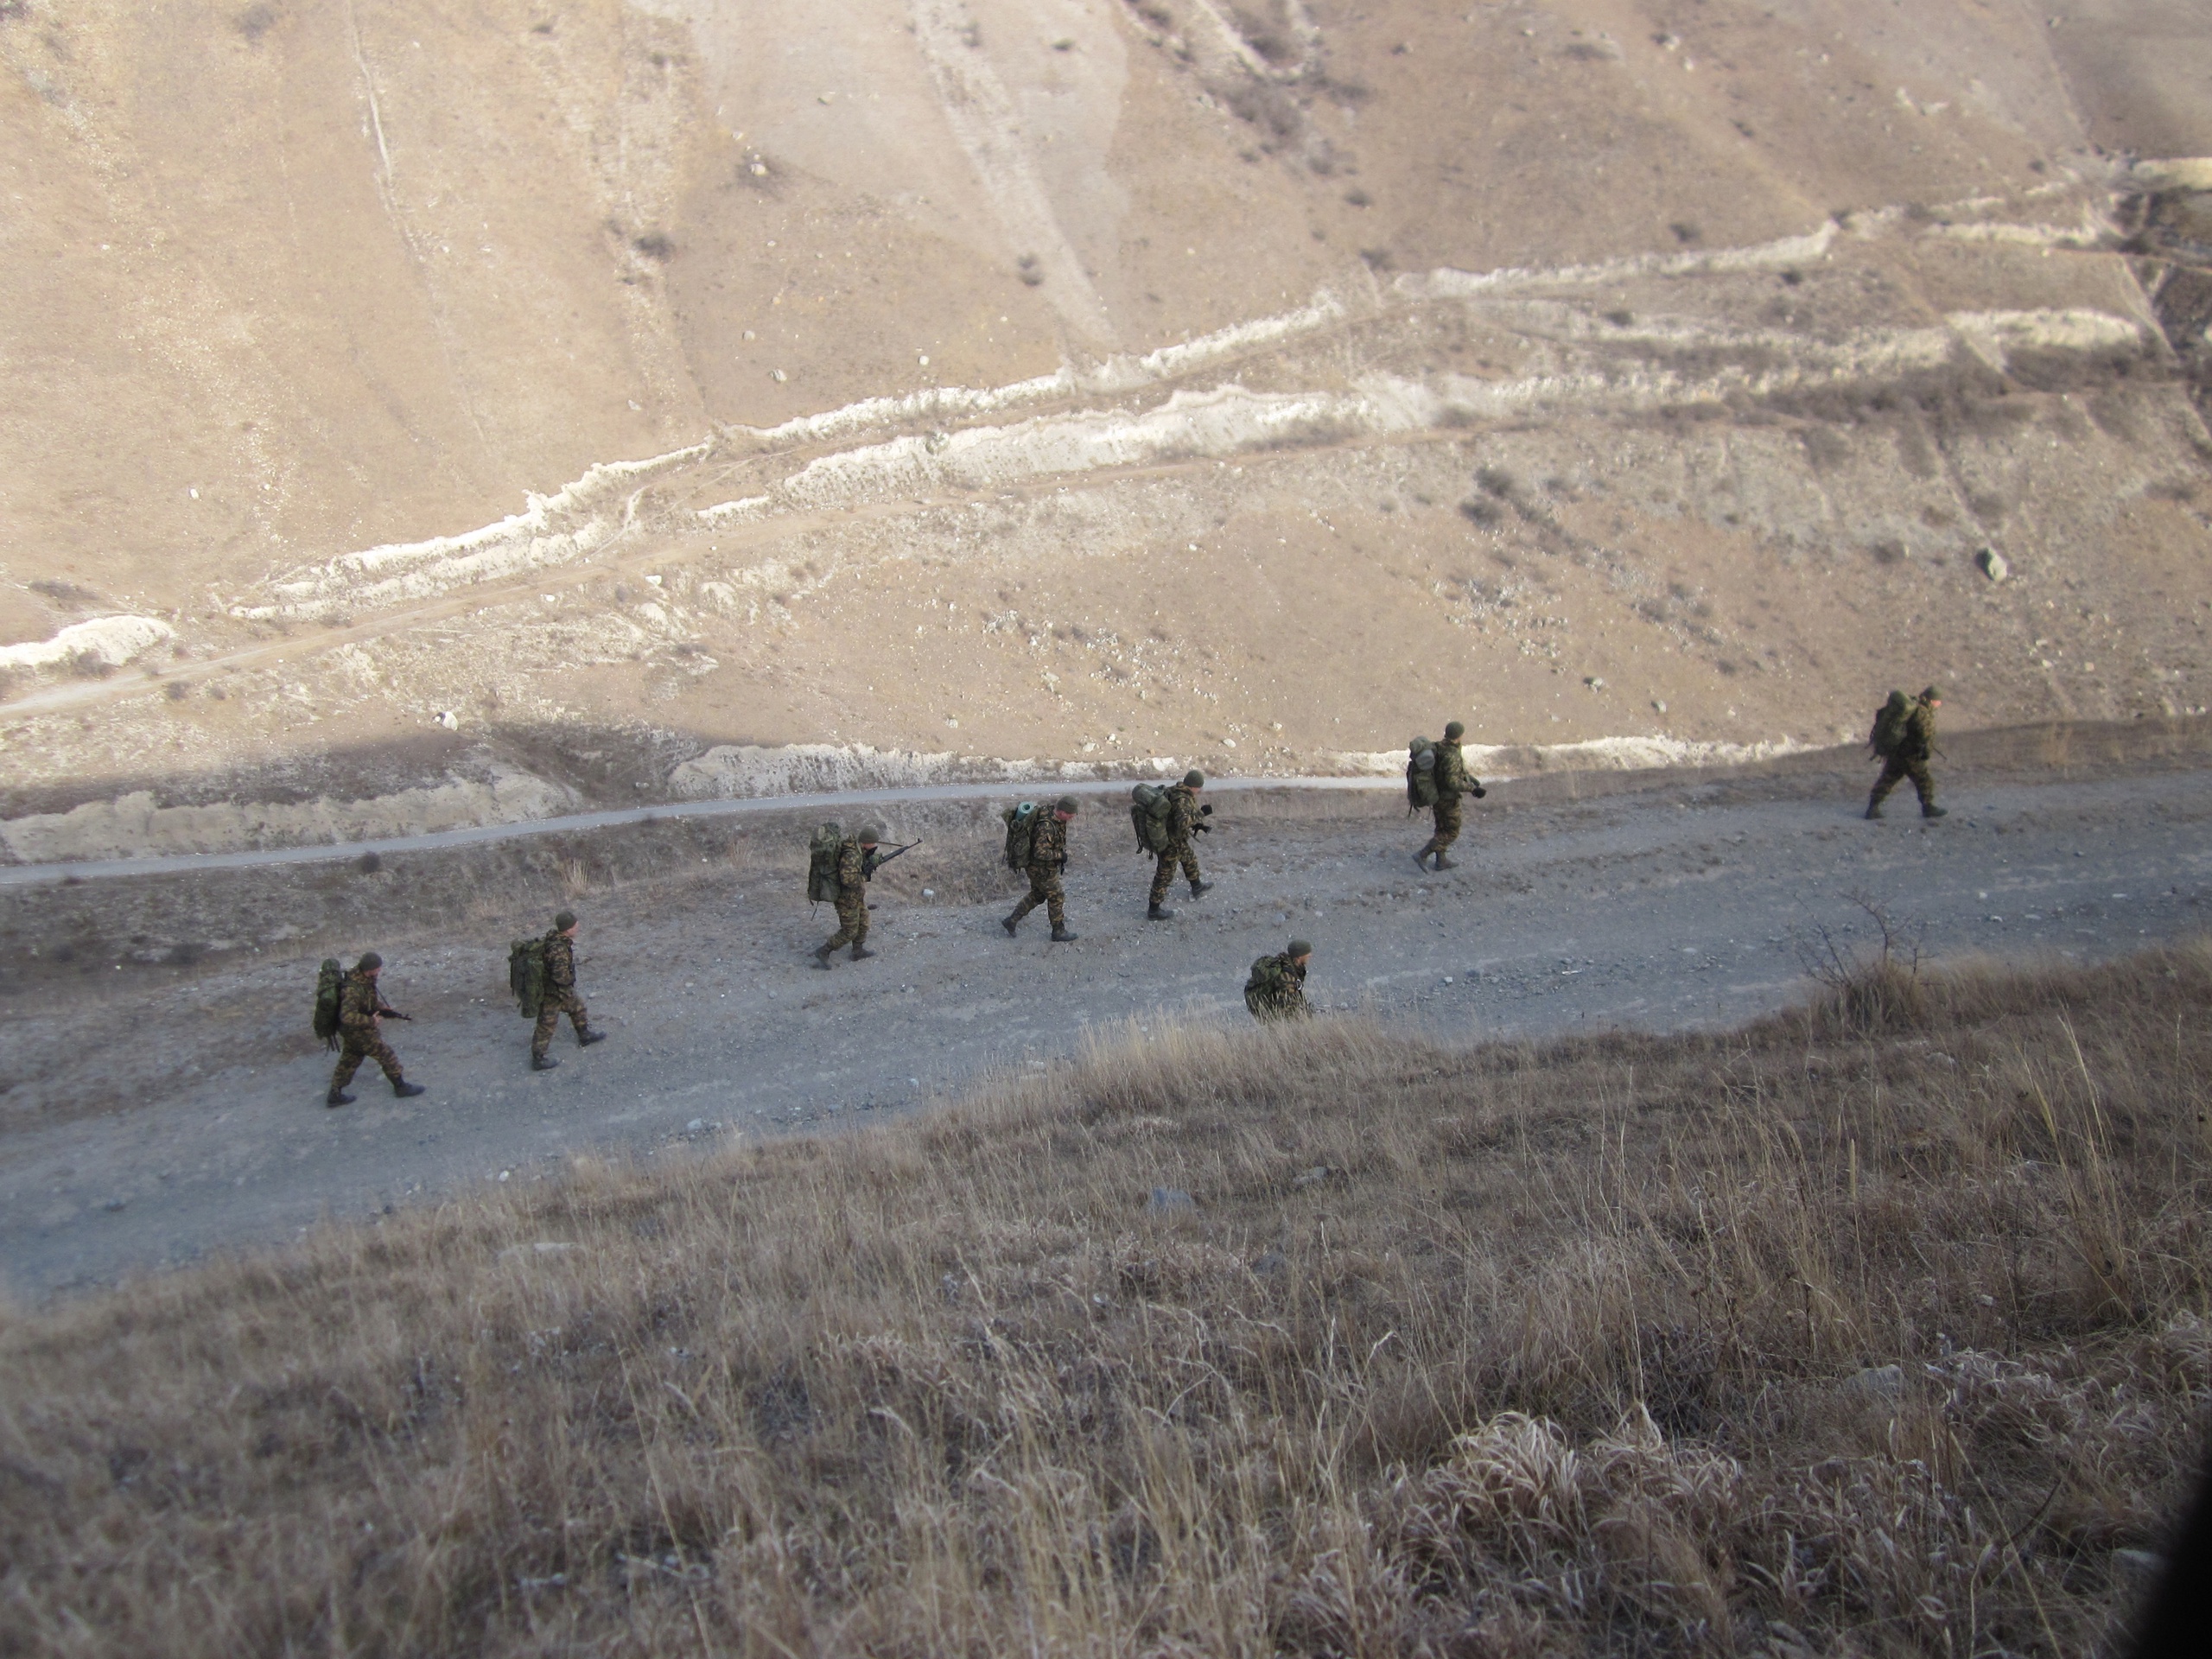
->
[5,765,2209,1299]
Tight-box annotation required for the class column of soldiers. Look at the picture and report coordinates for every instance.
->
[324,686,1946,1103]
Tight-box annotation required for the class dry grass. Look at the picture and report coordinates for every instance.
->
[5,945,2211,1656]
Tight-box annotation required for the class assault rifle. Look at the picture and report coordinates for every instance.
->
[864,840,921,874]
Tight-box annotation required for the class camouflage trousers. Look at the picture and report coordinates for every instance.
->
[1869,756,1936,811]
[1418,794,1464,858]
[1012,863,1067,930]
[331,1029,404,1090]
[531,989,593,1060]
[822,893,870,954]
[1147,843,1202,906]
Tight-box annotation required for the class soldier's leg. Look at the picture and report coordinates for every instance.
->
[1148,851,1178,906]
[823,903,863,952]
[1179,845,1204,885]
[365,1034,404,1083]
[1429,798,1464,865]
[1043,870,1067,931]
[1011,873,1046,921]
[330,1036,367,1092]
[558,990,594,1039]
[1868,758,1908,809]
[1908,759,1938,810]
[531,1002,561,1061]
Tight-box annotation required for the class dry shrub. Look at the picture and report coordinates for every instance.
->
[4,946,2210,1655]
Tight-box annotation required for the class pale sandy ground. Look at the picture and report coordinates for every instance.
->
[3,750,2209,1300]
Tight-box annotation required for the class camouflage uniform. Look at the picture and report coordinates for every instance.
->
[330,972,405,1090]
[531,927,595,1060]
[821,838,873,955]
[1010,811,1071,931]
[1419,739,1481,862]
[1244,950,1311,1021]
[1869,698,1941,815]
[1147,784,1205,906]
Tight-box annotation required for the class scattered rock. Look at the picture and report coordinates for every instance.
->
[1146,1185,1195,1214]
[1251,1249,1287,1278]
[1292,1166,1334,1188]
[687,1118,705,1131]
[498,1241,581,1262]
[2112,1547,2164,1587]
[1976,546,2009,582]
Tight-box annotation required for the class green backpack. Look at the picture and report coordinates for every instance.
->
[1001,802,1040,870]
[1406,738,1439,810]
[806,822,845,903]
[1130,784,1174,855]
[1244,953,1289,1017]
[508,937,549,1019]
[311,959,346,1048]
[1868,690,1911,759]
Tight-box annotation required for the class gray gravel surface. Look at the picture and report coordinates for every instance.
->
[5,767,2209,1299]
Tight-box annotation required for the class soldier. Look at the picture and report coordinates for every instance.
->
[1866,686,1948,821]
[813,825,884,968]
[531,910,607,1071]
[327,952,427,1106]
[1417,719,1489,870]
[1244,939,1313,1021]
[1147,768,1215,920]
[1003,795,1080,943]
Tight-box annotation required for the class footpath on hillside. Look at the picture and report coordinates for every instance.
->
[4,760,2209,1298]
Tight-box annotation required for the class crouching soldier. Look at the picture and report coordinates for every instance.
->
[814,825,883,968]
[328,952,427,1105]
[531,910,607,1070]
[1244,939,1313,1021]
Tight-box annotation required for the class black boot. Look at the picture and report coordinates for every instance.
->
[812,944,836,969]
[1865,799,1884,820]
[1189,880,1212,899]
[1922,804,1948,819]
[327,1089,355,1108]
[1050,925,1078,943]
[1001,912,1020,937]
[532,1054,560,1071]
[578,1029,607,1046]
[1147,903,1176,921]
[392,1079,425,1098]
[850,944,876,961]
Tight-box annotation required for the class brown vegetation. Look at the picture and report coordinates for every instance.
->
[4,944,2209,1655]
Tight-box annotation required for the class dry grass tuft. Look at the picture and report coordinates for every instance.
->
[5,945,2210,1655]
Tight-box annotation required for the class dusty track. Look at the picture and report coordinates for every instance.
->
[4,759,2208,1299]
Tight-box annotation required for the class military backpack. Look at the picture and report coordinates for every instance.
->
[1244,953,1292,1018]
[312,958,346,1048]
[806,821,845,904]
[508,937,550,1019]
[1001,801,1041,870]
[1406,739,1440,810]
[1129,783,1174,855]
[1868,690,1911,760]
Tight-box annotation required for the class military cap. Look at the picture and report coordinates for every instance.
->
[554,910,577,931]
[1444,720,1465,741]
[1287,939,1313,960]
[356,950,384,971]
[1055,794,1079,815]
[1919,686,1942,702]
[859,825,882,845]
[1183,769,1205,788]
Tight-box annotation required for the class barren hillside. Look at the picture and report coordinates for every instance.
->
[3,0,2209,858]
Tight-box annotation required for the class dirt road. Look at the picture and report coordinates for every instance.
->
[5,763,2209,1299]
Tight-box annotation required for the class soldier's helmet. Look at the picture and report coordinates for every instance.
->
[1287,939,1313,960]
[1444,720,1465,741]
[1184,769,1205,788]
[1055,795,1079,815]
[357,950,384,971]
[1919,685,1942,703]
[554,910,577,931]
[860,825,882,845]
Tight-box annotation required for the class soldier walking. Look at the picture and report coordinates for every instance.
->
[1866,686,1948,821]
[327,952,427,1105]
[1244,939,1313,1021]
[1417,720,1488,870]
[531,910,607,1071]
[1147,769,1214,920]
[814,825,884,968]
[1003,796,1080,943]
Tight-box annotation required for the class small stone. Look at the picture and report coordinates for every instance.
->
[1292,1166,1334,1189]
[687,1118,705,1131]
[1976,546,2009,582]
[1840,1363,1904,1402]
[1653,698,1668,714]
[1252,1249,1287,1277]
[770,368,787,383]
[2113,1547,2164,1586]
[1146,1185,1196,1214]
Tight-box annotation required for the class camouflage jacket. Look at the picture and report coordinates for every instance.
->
[1435,740,1478,795]
[1164,785,1202,848]
[338,972,391,1036]
[1244,953,1310,1019]
[543,928,577,989]
[836,838,872,898]
[1900,702,1938,762]
[1028,813,1070,870]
